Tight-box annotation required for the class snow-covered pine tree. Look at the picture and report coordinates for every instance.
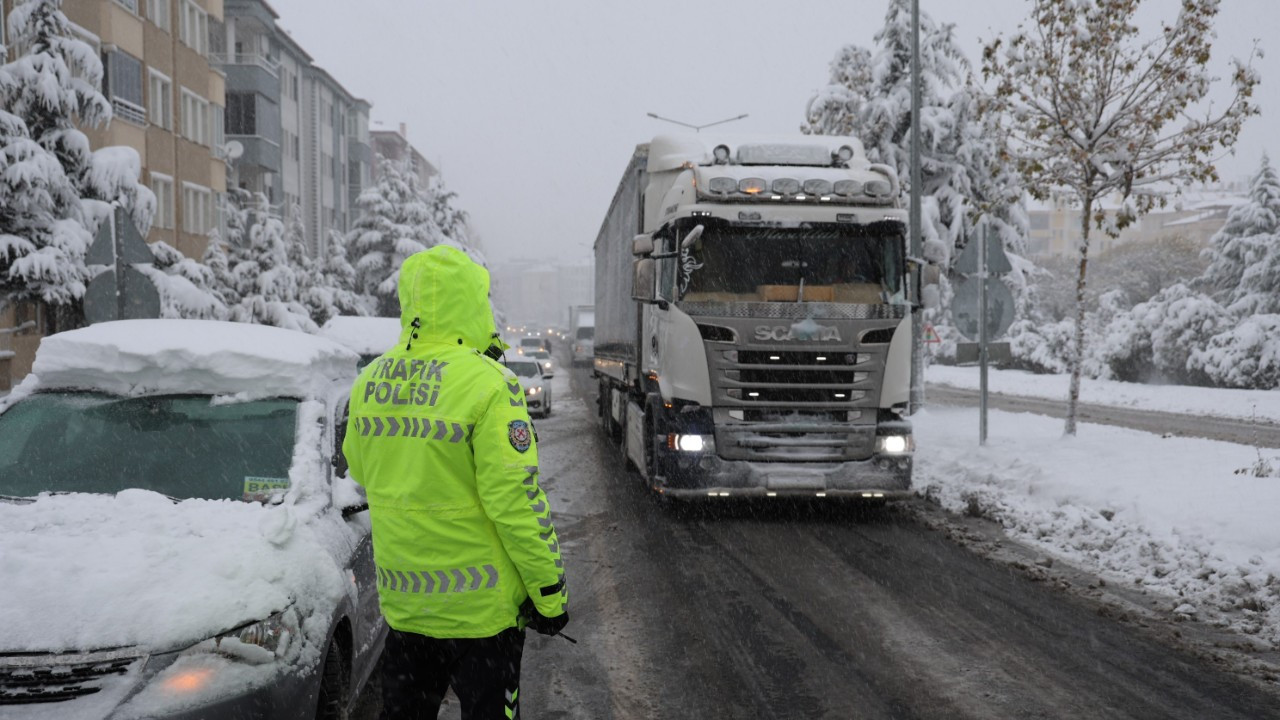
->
[348,155,440,316]
[223,193,316,332]
[983,0,1259,434]
[802,45,873,138]
[321,228,371,318]
[1,0,155,324]
[1199,155,1280,316]
[428,176,471,249]
[136,240,226,319]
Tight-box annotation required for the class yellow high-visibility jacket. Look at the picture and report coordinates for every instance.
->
[343,246,567,638]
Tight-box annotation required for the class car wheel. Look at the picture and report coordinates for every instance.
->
[315,638,349,720]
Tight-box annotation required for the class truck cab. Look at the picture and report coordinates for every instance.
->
[595,135,917,500]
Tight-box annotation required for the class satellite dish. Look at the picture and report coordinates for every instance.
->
[225,141,244,160]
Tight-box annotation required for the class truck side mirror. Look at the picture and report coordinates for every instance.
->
[632,258,656,303]
[633,234,654,257]
[680,224,704,249]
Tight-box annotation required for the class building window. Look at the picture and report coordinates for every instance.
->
[211,103,224,150]
[226,92,255,135]
[182,183,212,235]
[180,88,209,145]
[322,152,333,179]
[114,0,139,12]
[293,134,300,160]
[150,174,174,229]
[147,69,171,129]
[104,50,145,125]
[146,0,169,31]
[178,0,208,56]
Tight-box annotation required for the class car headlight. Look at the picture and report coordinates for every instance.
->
[526,386,541,396]
[181,608,300,665]
[875,435,914,454]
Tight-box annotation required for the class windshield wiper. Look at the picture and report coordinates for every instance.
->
[0,494,35,505]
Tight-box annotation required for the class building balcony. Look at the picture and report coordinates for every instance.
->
[227,134,281,172]
[211,51,280,77]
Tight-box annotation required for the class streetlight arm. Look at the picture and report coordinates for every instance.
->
[647,112,749,132]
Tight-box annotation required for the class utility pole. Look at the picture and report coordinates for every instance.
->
[908,0,925,414]
[646,112,749,132]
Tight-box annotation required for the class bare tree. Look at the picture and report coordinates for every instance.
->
[982,0,1258,434]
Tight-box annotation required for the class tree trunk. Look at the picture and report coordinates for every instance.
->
[1065,197,1093,436]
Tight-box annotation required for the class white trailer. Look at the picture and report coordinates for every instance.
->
[593,135,919,500]
[569,304,594,367]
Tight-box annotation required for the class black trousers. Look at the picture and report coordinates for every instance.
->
[379,626,525,720]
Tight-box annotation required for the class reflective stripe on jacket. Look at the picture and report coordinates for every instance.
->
[343,246,567,638]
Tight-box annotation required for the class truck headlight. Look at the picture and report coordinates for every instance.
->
[669,434,706,452]
[876,435,913,454]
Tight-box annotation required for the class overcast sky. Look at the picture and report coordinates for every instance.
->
[271,0,1277,264]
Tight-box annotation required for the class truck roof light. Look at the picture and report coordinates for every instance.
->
[708,176,738,195]
[739,178,768,195]
[833,180,862,196]
[804,179,833,195]
[834,145,856,165]
[865,179,893,196]
[771,178,801,195]
[713,145,732,164]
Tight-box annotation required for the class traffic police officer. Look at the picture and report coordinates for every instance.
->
[343,246,568,720]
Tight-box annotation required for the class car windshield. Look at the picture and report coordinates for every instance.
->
[677,219,906,304]
[0,392,299,501]
[529,350,549,359]
[507,361,541,378]
[520,339,541,347]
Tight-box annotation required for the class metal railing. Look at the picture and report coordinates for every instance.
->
[210,52,279,76]
[111,97,147,126]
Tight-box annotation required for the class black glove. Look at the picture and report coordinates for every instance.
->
[528,608,569,637]
[520,597,569,636]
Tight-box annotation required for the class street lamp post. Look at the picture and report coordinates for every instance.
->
[646,112,749,132]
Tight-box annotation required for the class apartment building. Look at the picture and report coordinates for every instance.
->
[1,0,227,390]
[216,0,371,257]
[1025,186,1246,260]
[371,122,437,190]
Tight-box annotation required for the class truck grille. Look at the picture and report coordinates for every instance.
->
[0,651,140,705]
[702,318,900,462]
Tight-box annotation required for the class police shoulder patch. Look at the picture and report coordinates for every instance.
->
[508,419,532,453]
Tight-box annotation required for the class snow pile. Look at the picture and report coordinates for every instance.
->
[0,490,350,653]
[915,407,1280,647]
[928,364,1280,423]
[31,319,358,398]
[318,315,403,356]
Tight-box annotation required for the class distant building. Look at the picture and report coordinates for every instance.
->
[216,0,371,256]
[1025,185,1246,260]
[490,259,594,330]
[370,122,437,189]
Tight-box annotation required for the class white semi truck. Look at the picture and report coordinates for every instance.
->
[593,134,920,500]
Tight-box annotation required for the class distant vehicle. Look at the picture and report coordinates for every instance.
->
[518,336,550,355]
[0,319,384,719]
[525,348,554,377]
[569,305,594,367]
[319,315,402,368]
[506,358,552,417]
[594,135,922,501]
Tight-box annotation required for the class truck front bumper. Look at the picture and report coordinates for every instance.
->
[656,453,913,501]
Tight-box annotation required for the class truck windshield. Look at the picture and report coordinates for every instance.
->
[678,220,906,304]
[0,392,299,501]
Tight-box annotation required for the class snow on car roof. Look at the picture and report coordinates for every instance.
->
[318,316,403,356]
[31,319,358,399]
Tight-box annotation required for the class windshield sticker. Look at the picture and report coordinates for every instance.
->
[244,477,290,502]
[680,246,704,296]
[508,420,532,453]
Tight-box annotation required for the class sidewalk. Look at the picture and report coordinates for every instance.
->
[916,366,1280,652]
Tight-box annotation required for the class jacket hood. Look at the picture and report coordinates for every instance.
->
[397,246,496,352]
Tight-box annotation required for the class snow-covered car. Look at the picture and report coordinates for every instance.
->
[517,336,549,355]
[318,315,403,369]
[507,358,552,417]
[524,348,555,377]
[0,320,384,720]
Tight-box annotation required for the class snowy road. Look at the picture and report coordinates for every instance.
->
[927,385,1280,448]
[491,367,1280,719]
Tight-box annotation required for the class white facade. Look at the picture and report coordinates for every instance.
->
[490,259,594,329]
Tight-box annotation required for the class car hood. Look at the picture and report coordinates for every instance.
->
[513,374,543,390]
[0,490,351,653]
